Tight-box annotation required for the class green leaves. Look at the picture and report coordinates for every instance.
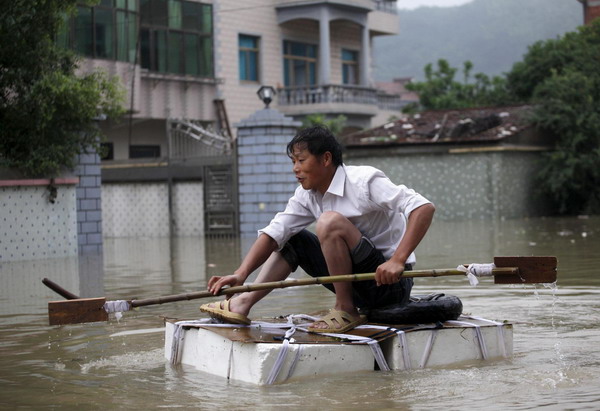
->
[0,0,125,177]
[301,114,348,137]
[517,21,600,215]
[407,20,600,215]
[404,59,513,111]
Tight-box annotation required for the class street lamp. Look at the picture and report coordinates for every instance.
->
[257,85,276,108]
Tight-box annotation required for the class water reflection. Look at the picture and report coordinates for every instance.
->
[0,254,104,326]
[0,216,599,409]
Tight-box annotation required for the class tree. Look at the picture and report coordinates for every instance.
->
[301,114,347,137]
[405,20,600,215]
[404,59,513,112]
[0,0,124,178]
[507,20,600,214]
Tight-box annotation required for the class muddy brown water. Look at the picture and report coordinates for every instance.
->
[1,216,599,409]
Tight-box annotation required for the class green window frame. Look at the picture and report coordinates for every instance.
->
[342,49,359,85]
[140,0,213,77]
[63,0,138,63]
[239,35,260,82]
[283,40,317,87]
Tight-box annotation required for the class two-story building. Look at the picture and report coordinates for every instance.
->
[61,0,402,164]
[58,0,402,237]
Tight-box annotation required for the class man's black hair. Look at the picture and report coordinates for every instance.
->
[286,125,343,167]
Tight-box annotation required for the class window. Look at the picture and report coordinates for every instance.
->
[342,49,359,85]
[129,145,161,158]
[283,40,317,87]
[63,1,138,62]
[140,0,213,77]
[239,35,259,82]
[100,143,114,160]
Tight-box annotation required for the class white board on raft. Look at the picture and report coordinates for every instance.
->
[164,316,513,386]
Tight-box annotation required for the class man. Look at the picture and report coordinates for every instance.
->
[201,125,435,333]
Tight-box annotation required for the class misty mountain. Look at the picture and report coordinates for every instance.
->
[373,0,583,81]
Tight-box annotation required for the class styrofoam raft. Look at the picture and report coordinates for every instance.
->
[381,319,513,369]
[165,323,374,385]
[164,317,513,385]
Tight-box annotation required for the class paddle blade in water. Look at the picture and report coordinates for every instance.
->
[48,297,108,325]
[493,256,558,284]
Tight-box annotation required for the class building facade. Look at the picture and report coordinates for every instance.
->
[58,0,402,237]
[62,0,402,164]
[580,0,600,24]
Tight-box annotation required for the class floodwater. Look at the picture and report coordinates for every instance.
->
[1,216,599,409]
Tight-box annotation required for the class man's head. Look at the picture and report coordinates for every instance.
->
[286,125,343,167]
[286,125,342,193]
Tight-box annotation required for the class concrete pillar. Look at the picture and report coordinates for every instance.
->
[360,24,370,86]
[235,108,301,237]
[318,7,331,85]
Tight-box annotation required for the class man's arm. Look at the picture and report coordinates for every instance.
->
[374,202,435,286]
[207,233,278,295]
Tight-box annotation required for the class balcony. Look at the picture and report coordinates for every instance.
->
[276,0,397,13]
[369,0,399,35]
[372,0,398,14]
[276,84,405,116]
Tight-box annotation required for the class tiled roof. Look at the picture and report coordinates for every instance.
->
[345,105,534,147]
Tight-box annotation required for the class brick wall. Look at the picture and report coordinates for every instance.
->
[585,2,600,24]
[75,151,103,254]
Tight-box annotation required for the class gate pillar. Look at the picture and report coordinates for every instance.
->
[235,108,300,237]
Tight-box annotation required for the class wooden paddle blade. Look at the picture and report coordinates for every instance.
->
[48,297,108,325]
[493,256,558,284]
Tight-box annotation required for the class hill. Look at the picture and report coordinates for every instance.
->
[373,0,583,81]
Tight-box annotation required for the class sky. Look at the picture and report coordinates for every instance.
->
[397,0,474,10]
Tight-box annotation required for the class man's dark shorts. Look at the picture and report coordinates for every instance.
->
[280,229,413,309]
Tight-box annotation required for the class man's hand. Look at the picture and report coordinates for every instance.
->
[375,259,405,286]
[207,273,245,296]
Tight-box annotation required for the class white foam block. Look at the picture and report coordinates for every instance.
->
[381,321,513,370]
[164,322,375,385]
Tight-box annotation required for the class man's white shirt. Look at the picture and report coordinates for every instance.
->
[259,164,431,264]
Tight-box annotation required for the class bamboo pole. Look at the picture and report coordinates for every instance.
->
[129,267,518,308]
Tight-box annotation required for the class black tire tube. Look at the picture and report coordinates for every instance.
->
[364,294,463,324]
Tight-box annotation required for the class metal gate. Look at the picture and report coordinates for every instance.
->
[203,164,238,236]
[167,119,238,236]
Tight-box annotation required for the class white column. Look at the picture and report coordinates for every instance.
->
[319,7,331,85]
[360,24,370,86]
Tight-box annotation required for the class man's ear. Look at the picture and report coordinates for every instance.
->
[322,151,333,166]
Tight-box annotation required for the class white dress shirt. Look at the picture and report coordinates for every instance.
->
[258,164,431,264]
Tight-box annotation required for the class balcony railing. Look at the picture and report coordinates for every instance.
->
[376,92,408,111]
[278,84,378,105]
[372,0,398,14]
[277,84,406,111]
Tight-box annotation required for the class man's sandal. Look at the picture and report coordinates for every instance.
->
[307,309,367,333]
[199,299,251,325]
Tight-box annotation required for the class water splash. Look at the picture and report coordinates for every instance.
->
[80,348,163,374]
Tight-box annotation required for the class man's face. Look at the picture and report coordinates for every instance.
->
[290,145,333,194]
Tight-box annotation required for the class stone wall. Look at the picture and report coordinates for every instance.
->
[347,150,551,221]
